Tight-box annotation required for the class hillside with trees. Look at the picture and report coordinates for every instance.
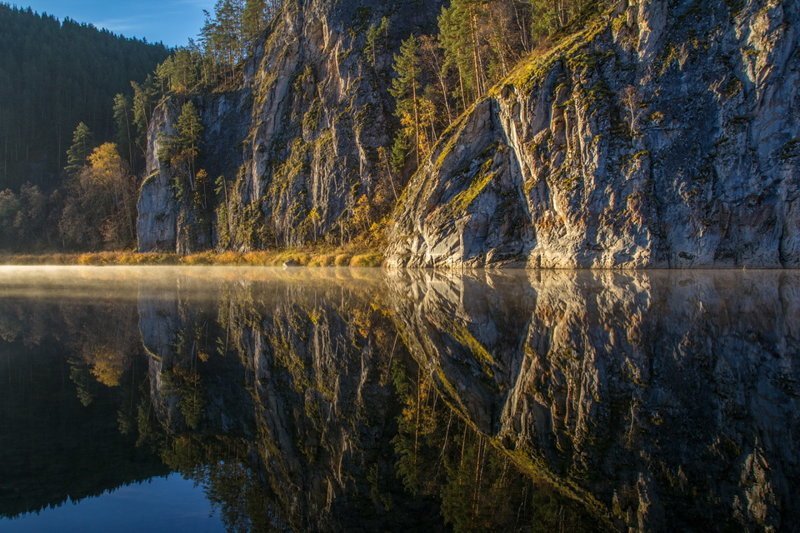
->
[0,3,169,250]
[137,0,611,258]
[0,4,170,190]
[0,0,607,253]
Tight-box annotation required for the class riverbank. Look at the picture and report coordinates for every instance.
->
[0,248,384,267]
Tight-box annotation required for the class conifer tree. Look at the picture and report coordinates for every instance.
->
[365,16,390,67]
[65,122,94,175]
[113,94,135,172]
[175,101,204,192]
[390,36,423,169]
[438,2,473,111]
[438,0,488,108]
[201,0,245,82]
[131,77,159,158]
[243,0,267,42]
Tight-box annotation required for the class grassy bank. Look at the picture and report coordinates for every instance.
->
[0,248,385,267]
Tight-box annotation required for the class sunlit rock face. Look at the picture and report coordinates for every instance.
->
[386,270,800,531]
[135,0,800,266]
[388,0,800,268]
[137,0,445,253]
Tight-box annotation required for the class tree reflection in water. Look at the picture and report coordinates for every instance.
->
[0,267,797,532]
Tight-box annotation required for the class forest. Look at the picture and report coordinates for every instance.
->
[0,3,169,249]
[0,0,608,253]
[0,4,170,189]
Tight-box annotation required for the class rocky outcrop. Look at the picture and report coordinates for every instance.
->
[137,101,179,252]
[138,0,443,253]
[137,90,252,253]
[136,0,800,268]
[387,0,800,268]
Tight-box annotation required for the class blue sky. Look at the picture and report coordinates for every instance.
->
[11,0,215,46]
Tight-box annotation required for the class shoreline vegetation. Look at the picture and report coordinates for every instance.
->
[0,248,384,267]
[2,252,790,270]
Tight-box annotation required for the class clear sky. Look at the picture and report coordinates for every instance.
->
[10,0,215,47]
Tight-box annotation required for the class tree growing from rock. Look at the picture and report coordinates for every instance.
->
[391,36,424,170]
[622,85,643,138]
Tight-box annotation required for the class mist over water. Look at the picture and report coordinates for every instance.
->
[0,267,798,531]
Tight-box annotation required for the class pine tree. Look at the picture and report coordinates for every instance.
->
[113,94,135,172]
[65,122,94,175]
[131,76,158,158]
[202,0,245,80]
[438,0,489,108]
[390,36,423,168]
[365,16,390,67]
[243,0,267,42]
[438,2,473,111]
[176,101,204,190]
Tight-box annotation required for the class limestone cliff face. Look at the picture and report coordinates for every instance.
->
[387,0,800,268]
[137,100,178,253]
[137,88,254,253]
[137,0,443,253]
[138,0,800,266]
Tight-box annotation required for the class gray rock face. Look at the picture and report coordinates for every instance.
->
[388,0,800,268]
[137,102,179,252]
[137,0,443,253]
[137,90,252,253]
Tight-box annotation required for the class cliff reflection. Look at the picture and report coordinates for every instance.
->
[389,270,800,532]
[0,268,797,531]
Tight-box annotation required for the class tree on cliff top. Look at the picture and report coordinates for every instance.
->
[157,101,205,201]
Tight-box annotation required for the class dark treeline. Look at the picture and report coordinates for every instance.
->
[0,4,170,190]
[0,3,168,250]
[0,1,276,252]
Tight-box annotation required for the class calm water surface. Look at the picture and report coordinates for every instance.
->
[0,267,797,532]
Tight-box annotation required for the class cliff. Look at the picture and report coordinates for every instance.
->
[388,0,800,268]
[137,0,800,269]
[138,0,443,254]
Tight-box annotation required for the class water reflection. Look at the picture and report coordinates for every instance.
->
[0,267,797,531]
